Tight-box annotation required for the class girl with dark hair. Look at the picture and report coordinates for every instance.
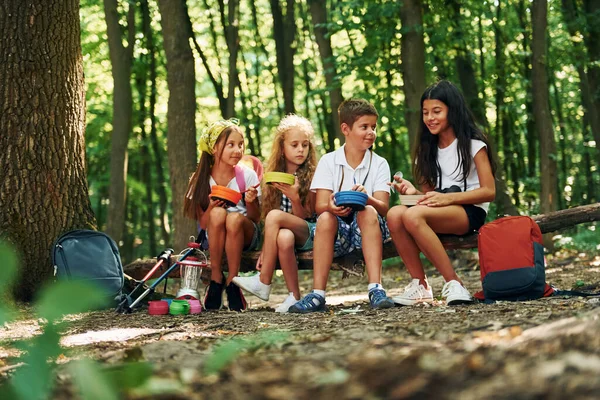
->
[183,119,261,311]
[388,80,496,306]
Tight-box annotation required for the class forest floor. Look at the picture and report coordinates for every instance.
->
[2,249,600,399]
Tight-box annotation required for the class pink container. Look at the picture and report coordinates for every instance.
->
[187,299,202,314]
[148,300,169,315]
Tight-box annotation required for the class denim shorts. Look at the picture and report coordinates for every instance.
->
[309,212,390,258]
[296,221,316,252]
[244,221,261,251]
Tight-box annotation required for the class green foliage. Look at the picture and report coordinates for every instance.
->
[203,330,289,375]
[0,241,152,400]
[554,224,600,253]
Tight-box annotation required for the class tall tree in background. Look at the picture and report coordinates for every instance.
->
[399,0,426,152]
[0,0,96,300]
[103,0,135,245]
[220,0,240,118]
[582,0,600,165]
[531,0,558,244]
[308,0,343,145]
[270,0,296,114]
[157,0,198,250]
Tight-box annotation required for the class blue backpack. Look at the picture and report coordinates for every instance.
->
[52,230,125,303]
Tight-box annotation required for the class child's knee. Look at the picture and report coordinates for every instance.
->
[276,229,295,251]
[316,212,337,231]
[265,209,285,227]
[356,205,378,226]
[225,212,245,231]
[402,208,424,232]
[208,207,227,228]
[387,205,408,231]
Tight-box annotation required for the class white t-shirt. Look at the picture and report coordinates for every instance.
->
[310,145,391,195]
[437,138,489,212]
[209,164,261,216]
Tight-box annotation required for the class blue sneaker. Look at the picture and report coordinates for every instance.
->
[288,292,326,313]
[369,288,395,309]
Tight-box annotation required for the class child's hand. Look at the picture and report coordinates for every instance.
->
[328,193,352,217]
[389,177,417,195]
[418,191,453,207]
[209,196,228,209]
[272,178,300,202]
[255,252,263,271]
[351,184,367,193]
[245,186,258,203]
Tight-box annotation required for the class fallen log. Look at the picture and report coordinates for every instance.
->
[123,202,600,280]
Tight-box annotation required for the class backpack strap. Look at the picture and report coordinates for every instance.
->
[234,165,246,193]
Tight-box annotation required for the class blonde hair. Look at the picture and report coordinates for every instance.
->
[262,115,317,219]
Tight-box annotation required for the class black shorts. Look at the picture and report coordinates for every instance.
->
[463,205,487,232]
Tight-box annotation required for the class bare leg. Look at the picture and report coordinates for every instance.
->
[260,210,310,285]
[387,205,428,287]
[313,212,338,291]
[277,229,301,299]
[356,206,383,284]
[402,205,469,284]
[207,207,228,283]
[224,213,256,285]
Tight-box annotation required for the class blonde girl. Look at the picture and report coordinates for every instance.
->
[233,115,317,313]
[183,119,261,311]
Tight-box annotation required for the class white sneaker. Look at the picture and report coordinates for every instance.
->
[442,280,473,305]
[274,294,299,313]
[232,274,271,301]
[392,279,433,306]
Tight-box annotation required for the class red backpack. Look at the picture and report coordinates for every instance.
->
[474,216,555,301]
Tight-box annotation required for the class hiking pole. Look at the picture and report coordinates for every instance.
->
[115,248,174,313]
[122,246,197,313]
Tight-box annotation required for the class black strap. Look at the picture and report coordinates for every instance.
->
[553,289,600,297]
[338,149,373,192]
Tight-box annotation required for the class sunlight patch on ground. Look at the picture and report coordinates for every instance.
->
[61,328,161,347]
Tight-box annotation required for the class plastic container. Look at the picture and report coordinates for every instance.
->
[210,185,242,207]
[186,299,202,314]
[148,300,169,315]
[264,172,295,185]
[161,298,173,306]
[169,299,190,315]
[334,191,369,211]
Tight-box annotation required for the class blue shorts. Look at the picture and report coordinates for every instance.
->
[310,212,390,258]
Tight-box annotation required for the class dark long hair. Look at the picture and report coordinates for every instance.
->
[413,80,496,189]
[183,126,241,220]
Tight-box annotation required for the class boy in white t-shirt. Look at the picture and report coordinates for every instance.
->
[289,99,395,313]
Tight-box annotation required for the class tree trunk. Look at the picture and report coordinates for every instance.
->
[270,0,296,114]
[308,0,343,144]
[157,0,198,251]
[219,0,240,118]
[399,0,426,153]
[0,0,96,300]
[103,0,135,246]
[531,0,559,247]
[583,0,600,164]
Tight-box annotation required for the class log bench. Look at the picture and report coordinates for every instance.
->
[123,203,600,280]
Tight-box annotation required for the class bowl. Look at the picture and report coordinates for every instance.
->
[210,185,242,207]
[264,172,295,185]
[148,300,169,315]
[334,191,368,211]
[169,300,190,315]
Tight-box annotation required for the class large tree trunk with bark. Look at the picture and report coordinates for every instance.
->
[0,0,96,300]
[531,0,559,247]
[103,0,135,245]
[270,0,296,114]
[157,0,198,251]
[399,0,426,153]
[308,0,343,144]
[583,0,600,165]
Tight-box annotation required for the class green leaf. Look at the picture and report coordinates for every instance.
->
[11,325,62,400]
[101,362,153,390]
[35,281,108,322]
[0,242,18,292]
[69,359,119,400]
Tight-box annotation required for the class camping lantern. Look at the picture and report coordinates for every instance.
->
[176,249,208,300]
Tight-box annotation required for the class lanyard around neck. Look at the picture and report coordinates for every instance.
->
[338,149,373,192]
